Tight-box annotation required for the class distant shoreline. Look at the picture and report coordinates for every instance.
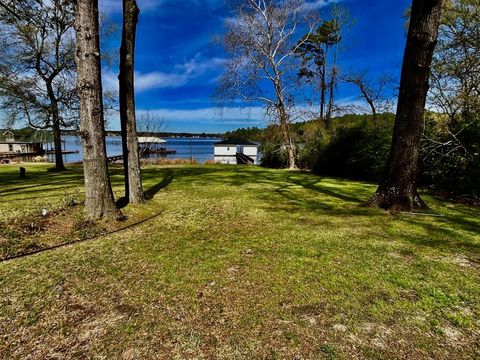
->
[64,130,224,139]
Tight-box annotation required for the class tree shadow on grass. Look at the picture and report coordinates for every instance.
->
[0,190,84,204]
[0,177,82,195]
[0,183,81,198]
[116,196,129,209]
[115,171,177,207]
[285,175,368,203]
[392,214,480,253]
[144,172,174,200]
[138,166,480,254]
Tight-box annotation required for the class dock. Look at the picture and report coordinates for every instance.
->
[142,149,177,155]
[70,154,124,165]
[0,150,79,160]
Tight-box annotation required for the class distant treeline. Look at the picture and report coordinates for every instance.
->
[223,113,396,143]
[104,131,224,138]
[72,130,223,138]
[1,128,224,141]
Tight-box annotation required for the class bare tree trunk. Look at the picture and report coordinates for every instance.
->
[279,106,296,170]
[326,46,338,128]
[326,71,334,127]
[368,100,377,124]
[46,82,66,171]
[320,50,328,127]
[119,0,144,204]
[319,70,326,124]
[74,0,120,220]
[367,0,444,212]
[52,118,65,171]
[272,73,296,170]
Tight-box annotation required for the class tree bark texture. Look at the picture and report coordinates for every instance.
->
[279,105,297,170]
[74,0,119,219]
[273,78,297,170]
[367,0,444,211]
[326,47,338,129]
[46,81,66,171]
[319,70,326,125]
[119,0,144,204]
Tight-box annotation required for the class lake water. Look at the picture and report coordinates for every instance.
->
[58,136,222,164]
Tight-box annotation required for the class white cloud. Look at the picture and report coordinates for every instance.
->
[301,0,341,11]
[134,98,369,126]
[105,106,265,131]
[103,56,225,93]
[99,0,341,15]
[137,106,264,124]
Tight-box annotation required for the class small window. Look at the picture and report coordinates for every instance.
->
[227,147,230,151]
[8,144,13,152]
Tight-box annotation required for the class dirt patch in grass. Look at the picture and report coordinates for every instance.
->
[0,205,111,260]
[450,254,479,268]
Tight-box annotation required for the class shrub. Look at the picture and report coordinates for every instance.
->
[310,123,393,182]
[420,114,480,196]
[141,158,198,165]
[260,142,288,168]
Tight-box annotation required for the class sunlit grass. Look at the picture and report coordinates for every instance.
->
[0,163,479,358]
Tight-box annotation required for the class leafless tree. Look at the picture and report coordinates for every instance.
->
[137,111,167,134]
[217,0,317,169]
[325,5,350,124]
[74,0,120,220]
[342,71,395,123]
[423,0,479,160]
[0,0,77,171]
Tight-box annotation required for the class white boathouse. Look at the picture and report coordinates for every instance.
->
[214,139,259,165]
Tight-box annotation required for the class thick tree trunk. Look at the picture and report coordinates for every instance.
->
[74,0,120,220]
[119,0,144,204]
[46,82,66,171]
[367,0,444,212]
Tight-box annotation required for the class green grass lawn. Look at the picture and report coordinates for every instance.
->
[0,164,479,359]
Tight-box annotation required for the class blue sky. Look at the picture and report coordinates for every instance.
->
[100,0,411,133]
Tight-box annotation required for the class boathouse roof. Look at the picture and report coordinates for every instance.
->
[138,137,167,144]
[214,138,258,146]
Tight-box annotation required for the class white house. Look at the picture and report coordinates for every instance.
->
[0,131,43,155]
[214,139,259,165]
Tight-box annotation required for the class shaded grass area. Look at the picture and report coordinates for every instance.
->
[0,164,479,359]
[0,164,165,259]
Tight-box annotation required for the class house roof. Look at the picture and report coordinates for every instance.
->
[214,138,258,146]
[0,141,38,144]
